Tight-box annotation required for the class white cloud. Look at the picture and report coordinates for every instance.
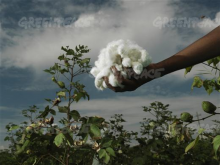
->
[1,1,219,87]
[2,0,179,71]
[197,12,220,33]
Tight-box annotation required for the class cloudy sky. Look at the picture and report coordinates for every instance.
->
[0,0,220,149]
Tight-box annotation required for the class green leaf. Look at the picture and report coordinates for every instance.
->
[217,77,220,85]
[88,116,105,125]
[45,98,52,102]
[4,136,10,141]
[104,153,110,164]
[54,133,65,147]
[132,157,145,165]
[73,91,84,102]
[203,80,214,95]
[58,106,68,113]
[106,147,116,157]
[90,124,101,139]
[101,139,113,148]
[98,149,106,159]
[37,105,50,118]
[198,128,205,134]
[80,58,90,65]
[59,68,69,74]
[185,136,199,153]
[57,81,65,88]
[57,91,66,98]
[213,135,220,156]
[9,125,19,131]
[61,46,68,52]
[19,133,26,144]
[22,139,30,149]
[15,140,30,155]
[185,66,193,76]
[83,134,89,143]
[191,76,203,90]
[50,109,56,115]
[66,49,75,55]
[63,133,74,146]
[58,54,65,61]
[70,110,81,121]
[75,46,79,52]
[207,59,213,65]
[44,69,55,75]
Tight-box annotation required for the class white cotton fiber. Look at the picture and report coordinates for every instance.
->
[108,73,118,87]
[90,67,99,77]
[122,58,132,67]
[114,64,123,71]
[90,39,152,90]
[132,62,143,75]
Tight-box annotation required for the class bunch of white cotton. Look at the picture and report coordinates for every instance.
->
[90,40,152,90]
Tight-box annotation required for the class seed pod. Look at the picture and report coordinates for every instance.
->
[49,116,54,125]
[202,101,217,114]
[64,60,70,67]
[51,77,57,82]
[149,122,155,127]
[92,142,100,151]
[118,150,123,154]
[25,126,33,133]
[45,118,50,124]
[53,98,61,106]
[38,120,45,127]
[57,81,65,88]
[70,125,78,131]
[26,150,31,154]
[180,112,193,122]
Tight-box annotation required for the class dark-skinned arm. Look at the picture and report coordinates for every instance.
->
[104,26,220,92]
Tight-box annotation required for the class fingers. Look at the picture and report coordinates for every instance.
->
[111,66,138,86]
[103,77,125,92]
[102,66,141,92]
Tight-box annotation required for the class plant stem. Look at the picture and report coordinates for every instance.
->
[192,114,215,122]
[48,153,65,165]
[202,62,220,71]
[67,66,74,122]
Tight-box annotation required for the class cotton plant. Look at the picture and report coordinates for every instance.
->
[90,40,152,90]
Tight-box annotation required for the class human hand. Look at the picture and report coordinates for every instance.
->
[103,64,156,92]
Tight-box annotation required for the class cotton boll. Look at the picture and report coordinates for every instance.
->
[94,68,110,90]
[114,64,123,71]
[132,62,143,75]
[142,58,152,67]
[108,73,118,87]
[90,67,100,77]
[115,54,122,64]
[96,68,110,80]
[128,49,142,62]
[95,78,103,89]
[140,50,152,67]
[117,44,129,58]
[91,39,152,90]
[122,58,132,67]
[95,58,106,70]
[103,81,107,88]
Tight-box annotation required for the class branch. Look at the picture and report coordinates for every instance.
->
[63,73,70,81]
[192,114,215,122]
[35,154,48,165]
[202,62,220,71]
[48,153,65,165]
